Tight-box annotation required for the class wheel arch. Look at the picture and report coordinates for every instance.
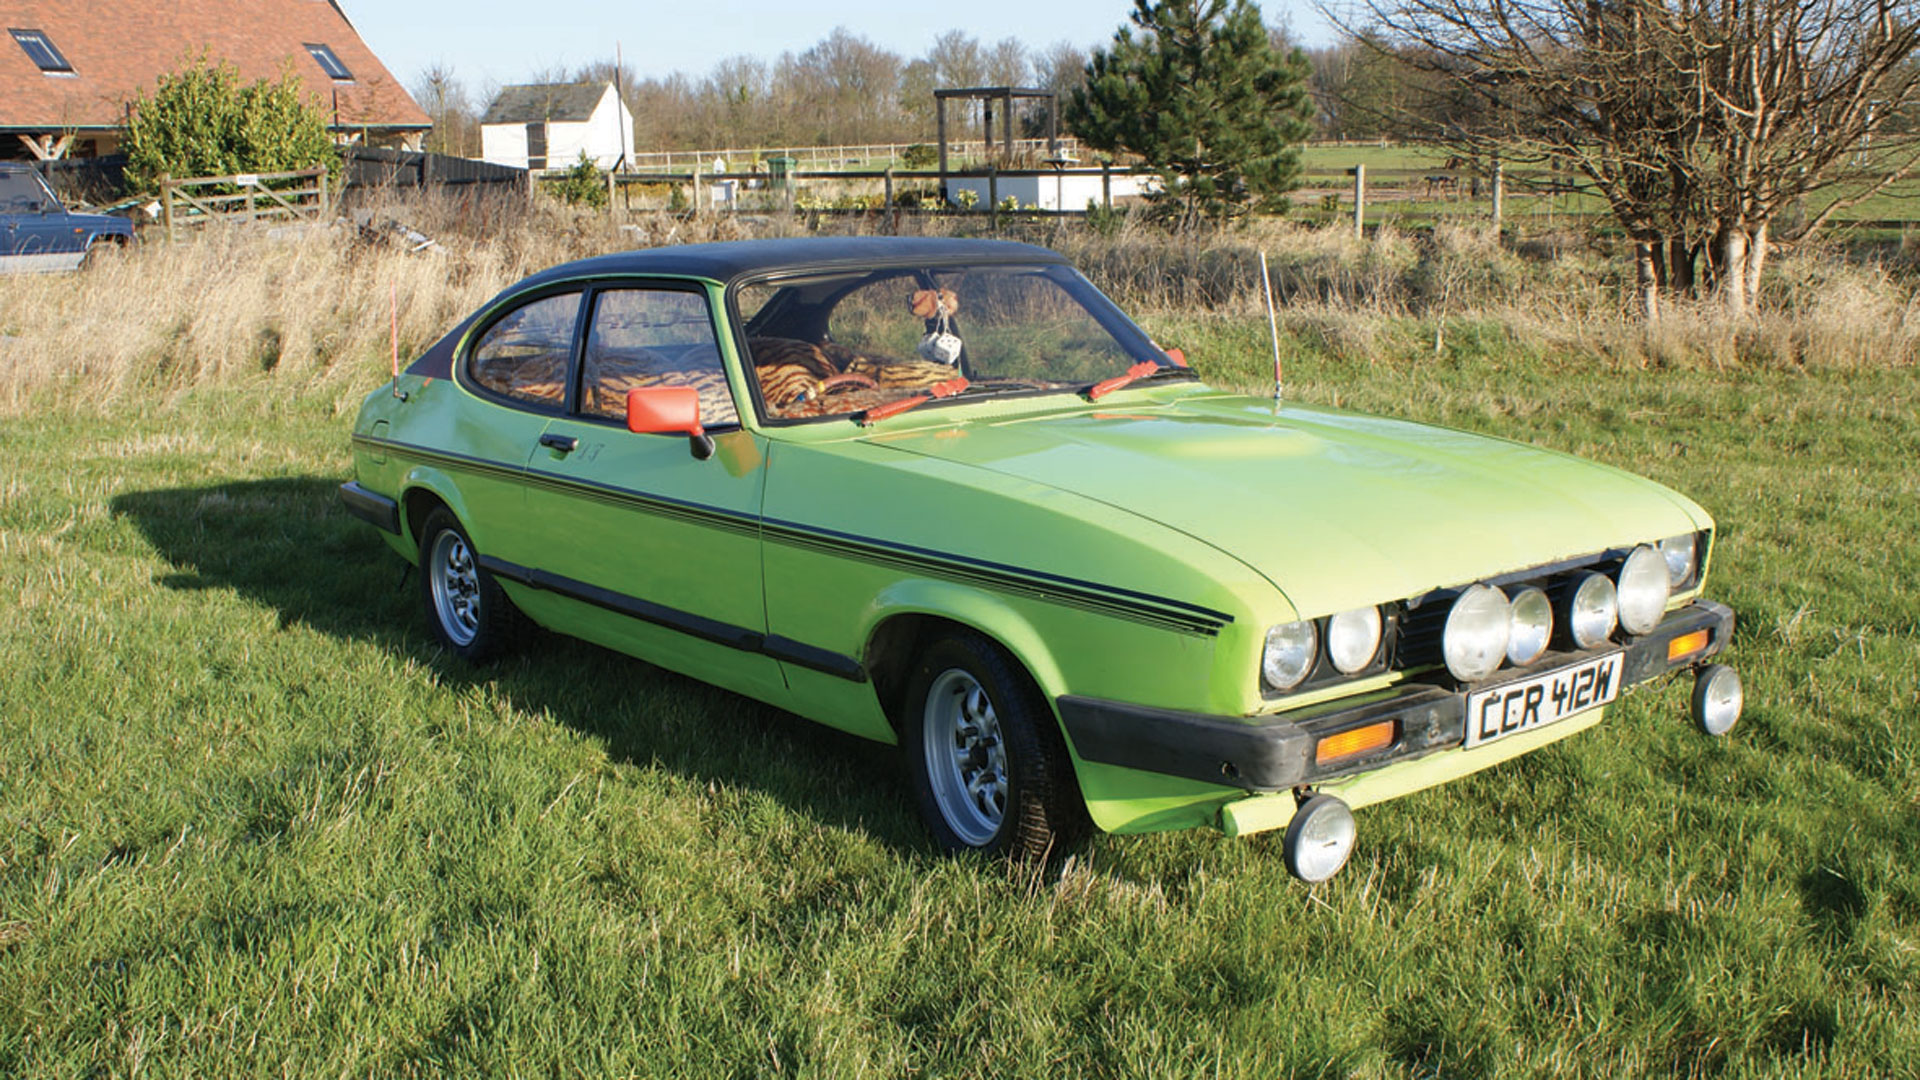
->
[860,583,1070,739]
[397,471,476,556]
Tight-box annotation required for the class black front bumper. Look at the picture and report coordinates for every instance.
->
[1058,599,1735,793]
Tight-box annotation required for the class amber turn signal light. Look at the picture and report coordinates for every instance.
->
[1316,721,1395,766]
[1667,628,1711,664]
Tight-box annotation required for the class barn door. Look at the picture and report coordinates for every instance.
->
[525,122,548,170]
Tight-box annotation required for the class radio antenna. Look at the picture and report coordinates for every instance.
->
[1260,251,1283,405]
[389,282,408,401]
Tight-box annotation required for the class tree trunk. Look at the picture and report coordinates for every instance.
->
[1634,241,1662,320]
[1666,238,1696,295]
[1743,221,1769,309]
[1716,225,1751,318]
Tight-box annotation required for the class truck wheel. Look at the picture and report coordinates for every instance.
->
[904,630,1087,859]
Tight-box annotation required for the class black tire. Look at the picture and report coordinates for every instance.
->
[79,236,124,270]
[903,630,1088,859]
[417,507,518,662]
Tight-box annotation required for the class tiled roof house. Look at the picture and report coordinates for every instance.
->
[0,0,430,160]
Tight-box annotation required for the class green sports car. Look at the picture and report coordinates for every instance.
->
[341,237,1742,880]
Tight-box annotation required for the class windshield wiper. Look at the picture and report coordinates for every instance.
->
[1084,362,1195,401]
[860,376,971,424]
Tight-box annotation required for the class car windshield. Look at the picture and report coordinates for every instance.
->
[735,263,1182,421]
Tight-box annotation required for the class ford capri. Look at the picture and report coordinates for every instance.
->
[340,237,1742,880]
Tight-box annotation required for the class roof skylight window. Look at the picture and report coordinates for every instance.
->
[11,29,73,74]
[305,43,353,81]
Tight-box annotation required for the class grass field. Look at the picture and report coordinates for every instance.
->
[3,220,1918,1077]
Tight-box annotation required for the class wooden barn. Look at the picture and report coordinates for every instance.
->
[0,0,429,161]
[480,83,632,173]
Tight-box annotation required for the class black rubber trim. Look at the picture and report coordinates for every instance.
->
[353,433,1231,636]
[337,481,400,535]
[478,555,868,683]
[1058,697,1312,791]
[1061,600,1735,792]
[762,635,867,682]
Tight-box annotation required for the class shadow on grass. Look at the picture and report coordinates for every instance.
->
[110,476,925,856]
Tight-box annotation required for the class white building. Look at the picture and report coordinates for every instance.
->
[480,83,632,172]
[946,171,1155,212]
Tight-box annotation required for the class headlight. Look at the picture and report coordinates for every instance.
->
[1443,584,1511,682]
[1566,572,1618,648]
[1616,544,1671,635]
[1327,606,1383,674]
[1262,621,1317,691]
[1658,533,1698,587]
[1505,585,1553,667]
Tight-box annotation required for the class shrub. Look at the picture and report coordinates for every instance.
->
[124,55,338,192]
[546,153,609,210]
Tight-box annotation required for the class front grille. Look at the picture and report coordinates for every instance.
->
[1390,547,1633,677]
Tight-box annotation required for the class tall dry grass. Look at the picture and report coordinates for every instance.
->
[1,192,1912,416]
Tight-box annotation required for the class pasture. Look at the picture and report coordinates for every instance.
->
[1,213,1916,1077]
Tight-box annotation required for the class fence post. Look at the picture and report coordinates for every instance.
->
[607,168,617,217]
[1102,162,1112,210]
[161,174,174,241]
[692,170,703,217]
[1352,164,1365,238]
[883,166,895,235]
[245,183,256,224]
[318,168,330,220]
[1491,161,1504,227]
[989,164,999,229]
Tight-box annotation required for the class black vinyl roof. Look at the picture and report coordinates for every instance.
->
[510,237,1070,292]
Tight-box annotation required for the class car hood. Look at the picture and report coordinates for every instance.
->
[859,395,1708,618]
[78,212,134,234]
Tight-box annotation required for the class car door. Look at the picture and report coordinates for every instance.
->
[4,170,74,255]
[1,169,44,260]
[521,281,784,698]
[445,286,585,572]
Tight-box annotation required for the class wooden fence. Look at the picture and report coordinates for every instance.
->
[618,137,1084,175]
[159,168,329,239]
[596,164,1151,222]
[344,147,527,191]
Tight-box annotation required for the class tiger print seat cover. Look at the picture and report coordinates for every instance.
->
[750,337,958,418]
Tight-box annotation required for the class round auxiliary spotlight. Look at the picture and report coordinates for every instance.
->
[1691,664,1744,736]
[1566,572,1619,649]
[1283,794,1357,883]
[1443,584,1512,682]
[1506,586,1554,667]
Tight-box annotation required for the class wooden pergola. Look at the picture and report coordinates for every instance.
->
[933,86,1060,198]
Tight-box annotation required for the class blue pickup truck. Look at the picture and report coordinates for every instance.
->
[1,162,135,272]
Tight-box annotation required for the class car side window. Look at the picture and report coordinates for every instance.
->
[581,288,739,427]
[468,292,581,406]
[0,170,51,213]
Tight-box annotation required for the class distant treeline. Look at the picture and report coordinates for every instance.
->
[409,23,1381,159]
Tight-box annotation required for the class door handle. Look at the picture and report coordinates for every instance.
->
[538,433,579,453]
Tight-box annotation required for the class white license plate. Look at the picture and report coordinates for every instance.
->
[1464,652,1623,748]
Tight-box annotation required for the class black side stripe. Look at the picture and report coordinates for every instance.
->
[479,556,868,682]
[360,433,1233,637]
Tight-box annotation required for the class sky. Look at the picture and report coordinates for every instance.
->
[341,0,1339,96]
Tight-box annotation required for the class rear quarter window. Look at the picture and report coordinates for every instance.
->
[467,292,582,406]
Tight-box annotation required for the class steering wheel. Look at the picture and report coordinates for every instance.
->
[818,373,879,394]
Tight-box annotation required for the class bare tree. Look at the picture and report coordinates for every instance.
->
[1345,0,1920,316]
[412,63,478,157]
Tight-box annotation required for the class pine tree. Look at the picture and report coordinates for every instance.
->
[1067,0,1315,229]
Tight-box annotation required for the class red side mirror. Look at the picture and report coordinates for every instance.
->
[627,385,705,437]
[1164,347,1187,367]
[627,386,714,460]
